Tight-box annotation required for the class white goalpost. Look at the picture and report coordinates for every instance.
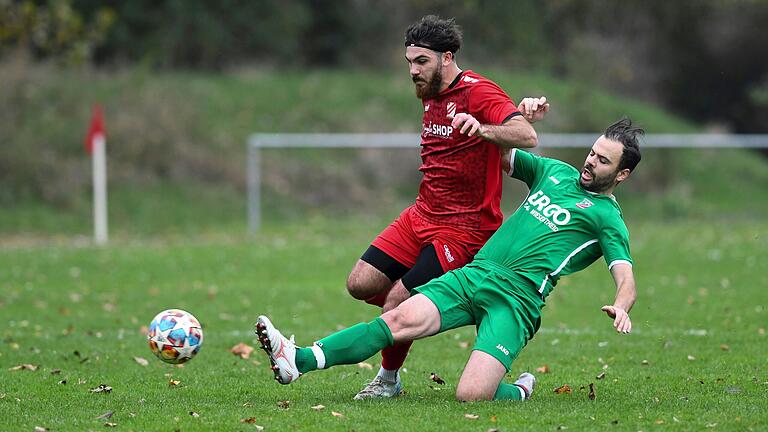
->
[246,133,768,233]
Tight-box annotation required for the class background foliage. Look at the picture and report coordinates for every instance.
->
[1,0,767,234]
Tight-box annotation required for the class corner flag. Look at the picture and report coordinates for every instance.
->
[85,105,108,245]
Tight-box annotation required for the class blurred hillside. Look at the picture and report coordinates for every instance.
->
[1,1,767,236]
[2,57,767,237]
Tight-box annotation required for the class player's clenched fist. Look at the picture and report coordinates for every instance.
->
[451,113,481,136]
[518,96,550,123]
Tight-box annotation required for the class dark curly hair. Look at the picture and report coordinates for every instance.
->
[404,15,462,54]
[604,117,643,172]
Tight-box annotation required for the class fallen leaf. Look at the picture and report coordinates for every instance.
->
[168,379,181,387]
[50,369,62,375]
[641,359,650,365]
[277,400,290,409]
[687,355,696,361]
[706,423,717,428]
[311,404,325,411]
[556,426,568,430]
[490,415,497,423]
[255,426,265,431]
[588,383,596,401]
[720,344,730,351]
[430,372,446,385]
[133,357,149,366]
[759,328,766,336]
[242,402,253,407]
[536,364,550,374]
[230,343,255,359]
[464,414,479,420]
[554,384,572,395]
[596,372,606,380]
[190,411,200,417]
[89,384,113,393]
[357,362,373,370]
[104,422,117,427]
[331,411,344,418]
[241,418,257,423]
[673,416,680,422]
[34,427,48,432]
[655,420,665,424]
[9,364,38,371]
[95,411,114,420]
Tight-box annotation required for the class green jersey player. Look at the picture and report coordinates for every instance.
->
[256,116,642,402]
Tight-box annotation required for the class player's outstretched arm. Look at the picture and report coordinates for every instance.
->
[602,263,636,334]
[451,114,537,149]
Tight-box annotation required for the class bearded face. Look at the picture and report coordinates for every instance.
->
[579,164,620,193]
[413,63,443,99]
[579,136,628,194]
[406,46,446,100]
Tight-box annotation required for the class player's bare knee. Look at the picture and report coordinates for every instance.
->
[455,386,492,402]
[346,261,390,300]
[345,272,369,299]
[381,307,413,341]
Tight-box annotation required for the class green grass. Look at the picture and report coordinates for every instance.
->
[1,218,766,431]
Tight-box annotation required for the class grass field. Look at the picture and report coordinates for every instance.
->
[1,218,766,431]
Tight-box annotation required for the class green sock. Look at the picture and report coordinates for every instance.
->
[298,317,394,373]
[295,348,317,373]
[493,382,525,401]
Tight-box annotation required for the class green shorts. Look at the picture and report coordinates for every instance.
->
[413,260,545,371]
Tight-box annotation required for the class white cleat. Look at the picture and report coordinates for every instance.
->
[353,376,403,400]
[513,372,536,400]
[255,315,301,384]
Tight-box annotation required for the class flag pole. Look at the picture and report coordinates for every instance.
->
[86,105,108,245]
[92,133,108,244]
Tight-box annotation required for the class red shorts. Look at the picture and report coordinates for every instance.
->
[371,205,495,272]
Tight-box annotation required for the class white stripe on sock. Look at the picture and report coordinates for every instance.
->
[518,385,526,400]
[311,343,326,369]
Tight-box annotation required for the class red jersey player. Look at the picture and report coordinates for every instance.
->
[345,15,545,399]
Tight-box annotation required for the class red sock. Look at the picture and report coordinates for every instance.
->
[381,340,412,370]
[364,291,389,307]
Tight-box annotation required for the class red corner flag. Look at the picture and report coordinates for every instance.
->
[85,104,105,154]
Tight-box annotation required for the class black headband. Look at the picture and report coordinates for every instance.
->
[406,42,456,54]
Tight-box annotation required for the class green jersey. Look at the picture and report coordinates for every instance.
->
[474,149,633,298]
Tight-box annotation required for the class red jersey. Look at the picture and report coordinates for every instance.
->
[415,70,520,230]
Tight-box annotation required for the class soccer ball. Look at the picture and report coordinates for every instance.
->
[147,309,203,364]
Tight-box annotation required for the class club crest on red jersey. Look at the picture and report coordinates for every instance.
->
[446,101,456,118]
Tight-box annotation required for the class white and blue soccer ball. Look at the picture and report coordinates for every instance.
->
[147,309,203,364]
